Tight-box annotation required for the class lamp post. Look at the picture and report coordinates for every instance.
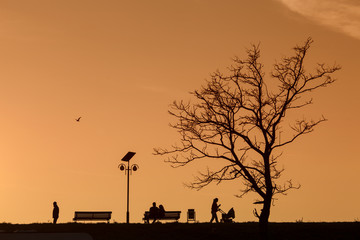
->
[118,151,139,224]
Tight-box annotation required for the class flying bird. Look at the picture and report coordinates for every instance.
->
[75,117,81,122]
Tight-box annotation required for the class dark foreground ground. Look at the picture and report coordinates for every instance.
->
[0,222,359,240]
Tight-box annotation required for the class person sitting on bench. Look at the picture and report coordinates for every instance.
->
[158,204,165,218]
[147,202,159,224]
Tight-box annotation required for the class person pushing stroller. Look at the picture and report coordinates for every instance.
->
[210,198,221,223]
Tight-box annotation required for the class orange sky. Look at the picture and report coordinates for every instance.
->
[0,0,359,224]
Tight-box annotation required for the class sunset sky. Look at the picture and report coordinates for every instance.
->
[0,0,359,224]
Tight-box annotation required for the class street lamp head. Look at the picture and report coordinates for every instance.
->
[118,163,126,171]
[132,164,139,171]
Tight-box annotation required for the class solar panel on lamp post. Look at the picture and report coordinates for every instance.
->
[118,151,139,224]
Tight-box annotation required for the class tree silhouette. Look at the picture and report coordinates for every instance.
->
[154,38,340,238]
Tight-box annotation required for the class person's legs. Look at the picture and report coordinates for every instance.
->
[149,213,156,224]
[210,212,216,223]
[215,213,219,223]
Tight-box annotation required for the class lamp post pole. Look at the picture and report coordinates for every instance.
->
[119,151,139,224]
[126,160,130,223]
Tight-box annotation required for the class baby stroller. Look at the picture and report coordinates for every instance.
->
[219,207,235,223]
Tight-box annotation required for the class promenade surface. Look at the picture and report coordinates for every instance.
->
[0,222,359,240]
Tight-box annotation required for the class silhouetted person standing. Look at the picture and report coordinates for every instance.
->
[210,198,220,223]
[53,201,59,224]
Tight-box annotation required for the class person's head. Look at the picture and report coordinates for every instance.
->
[152,202,156,207]
[214,198,218,202]
[159,204,164,210]
[53,201,57,206]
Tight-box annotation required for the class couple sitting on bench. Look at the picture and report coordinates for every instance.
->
[145,202,165,224]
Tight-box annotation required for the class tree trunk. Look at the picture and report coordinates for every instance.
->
[258,151,273,239]
[259,192,272,239]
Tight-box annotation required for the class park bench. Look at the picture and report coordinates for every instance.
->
[143,211,181,223]
[73,211,112,223]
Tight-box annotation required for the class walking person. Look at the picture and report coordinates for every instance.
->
[210,198,220,223]
[52,201,59,224]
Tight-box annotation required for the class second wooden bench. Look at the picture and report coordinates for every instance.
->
[143,211,181,223]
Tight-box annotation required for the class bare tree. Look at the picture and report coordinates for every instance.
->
[154,38,340,237]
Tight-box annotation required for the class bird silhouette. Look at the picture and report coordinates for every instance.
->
[75,117,81,122]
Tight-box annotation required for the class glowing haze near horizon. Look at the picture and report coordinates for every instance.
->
[0,0,359,224]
